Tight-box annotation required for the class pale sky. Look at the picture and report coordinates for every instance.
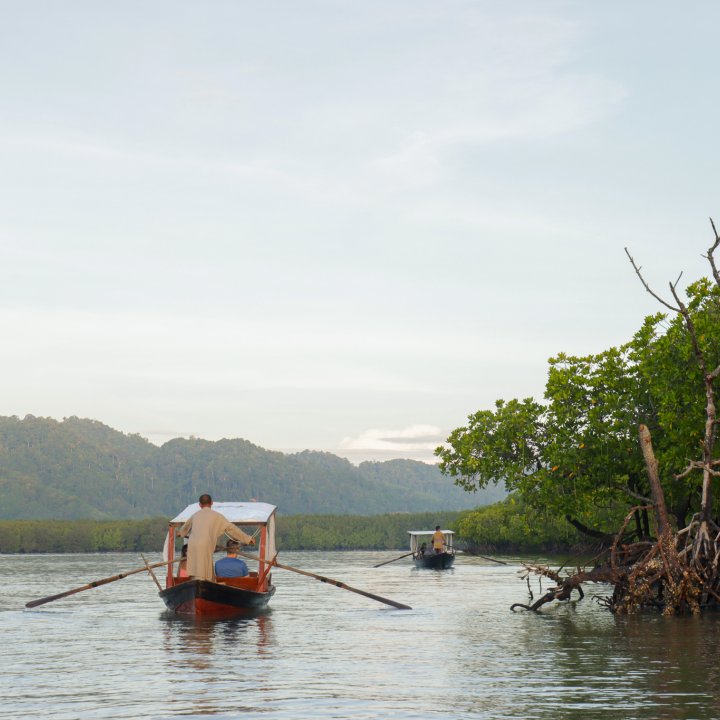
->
[1,2,717,463]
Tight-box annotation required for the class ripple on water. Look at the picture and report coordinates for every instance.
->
[4,552,720,719]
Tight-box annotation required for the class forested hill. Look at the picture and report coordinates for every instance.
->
[0,415,503,520]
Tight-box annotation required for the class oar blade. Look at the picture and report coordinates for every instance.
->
[26,589,80,609]
[373,551,414,568]
[24,558,173,609]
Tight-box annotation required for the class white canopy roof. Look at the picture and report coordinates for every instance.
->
[408,530,455,535]
[170,501,277,525]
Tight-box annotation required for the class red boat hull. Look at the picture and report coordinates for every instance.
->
[159,579,275,617]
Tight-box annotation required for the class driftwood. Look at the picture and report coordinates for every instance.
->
[513,221,720,615]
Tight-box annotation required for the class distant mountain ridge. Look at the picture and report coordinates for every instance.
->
[0,415,503,520]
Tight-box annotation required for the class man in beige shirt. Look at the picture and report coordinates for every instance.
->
[178,494,255,580]
[432,526,445,555]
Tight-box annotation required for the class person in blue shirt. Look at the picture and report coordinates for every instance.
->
[215,540,249,578]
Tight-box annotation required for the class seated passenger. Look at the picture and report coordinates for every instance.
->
[177,544,189,578]
[214,540,249,578]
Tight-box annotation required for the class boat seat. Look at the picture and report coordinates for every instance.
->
[215,576,258,590]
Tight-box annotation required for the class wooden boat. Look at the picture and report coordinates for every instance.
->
[408,530,456,570]
[159,501,277,617]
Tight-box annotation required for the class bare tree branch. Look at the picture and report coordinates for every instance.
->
[705,217,720,287]
[675,461,704,481]
[668,282,709,377]
[614,483,653,503]
[624,248,680,312]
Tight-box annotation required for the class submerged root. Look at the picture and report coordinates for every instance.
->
[512,520,720,615]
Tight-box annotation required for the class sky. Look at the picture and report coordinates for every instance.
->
[1,2,718,463]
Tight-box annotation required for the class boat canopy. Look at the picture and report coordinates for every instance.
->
[164,501,278,574]
[407,530,455,536]
[169,501,277,526]
[408,530,454,553]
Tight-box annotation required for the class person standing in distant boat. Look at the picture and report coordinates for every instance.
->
[178,494,254,580]
[432,526,445,555]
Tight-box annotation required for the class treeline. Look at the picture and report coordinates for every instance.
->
[276,511,463,550]
[0,503,596,555]
[0,518,166,554]
[0,512,464,554]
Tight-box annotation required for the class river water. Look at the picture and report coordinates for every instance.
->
[3,551,720,719]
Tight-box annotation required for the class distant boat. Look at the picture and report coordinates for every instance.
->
[408,530,456,570]
[159,501,277,616]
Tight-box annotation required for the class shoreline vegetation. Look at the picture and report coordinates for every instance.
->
[0,499,592,555]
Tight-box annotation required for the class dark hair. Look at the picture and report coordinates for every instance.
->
[435,525,441,531]
[199,493,212,506]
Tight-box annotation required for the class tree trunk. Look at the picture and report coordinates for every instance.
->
[638,424,672,540]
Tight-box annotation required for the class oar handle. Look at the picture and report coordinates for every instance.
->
[235,550,412,610]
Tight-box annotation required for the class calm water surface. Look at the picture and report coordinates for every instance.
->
[3,551,720,719]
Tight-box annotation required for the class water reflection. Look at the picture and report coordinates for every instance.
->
[615,613,720,718]
[161,612,274,668]
[158,612,276,717]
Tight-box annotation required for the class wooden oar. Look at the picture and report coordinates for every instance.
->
[373,551,415,568]
[25,558,175,609]
[141,553,163,590]
[236,550,411,610]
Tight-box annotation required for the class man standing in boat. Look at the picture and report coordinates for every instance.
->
[432,526,445,555]
[178,494,255,580]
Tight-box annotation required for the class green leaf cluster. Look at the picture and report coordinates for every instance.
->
[437,276,720,536]
[455,496,584,553]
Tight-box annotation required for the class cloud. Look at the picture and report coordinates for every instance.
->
[339,424,445,452]
[337,424,447,464]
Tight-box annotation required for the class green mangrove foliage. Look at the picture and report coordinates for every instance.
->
[438,277,720,540]
[0,511,463,553]
[455,496,586,553]
[275,511,462,550]
[0,518,167,553]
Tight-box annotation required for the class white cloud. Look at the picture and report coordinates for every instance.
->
[339,424,445,452]
[337,424,447,464]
